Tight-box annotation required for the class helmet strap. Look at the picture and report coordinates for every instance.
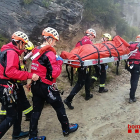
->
[47,38,53,45]
[15,41,20,49]
[17,41,25,50]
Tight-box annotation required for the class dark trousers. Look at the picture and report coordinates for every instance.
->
[130,64,140,99]
[0,84,32,118]
[0,85,22,138]
[17,84,32,117]
[92,64,106,90]
[29,81,69,138]
[67,67,91,102]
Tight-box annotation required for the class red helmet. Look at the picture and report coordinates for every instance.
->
[12,31,29,44]
[42,27,59,41]
[86,28,96,38]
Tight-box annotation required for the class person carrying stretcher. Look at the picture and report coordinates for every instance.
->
[64,28,96,109]
[28,27,78,140]
[91,33,111,93]
[126,35,140,103]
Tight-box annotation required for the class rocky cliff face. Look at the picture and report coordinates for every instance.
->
[122,0,140,28]
[0,0,83,42]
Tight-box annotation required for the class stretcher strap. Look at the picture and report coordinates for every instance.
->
[92,45,100,64]
[106,42,121,75]
[102,43,112,57]
[128,59,140,61]
[77,38,85,46]
[75,54,84,67]
[107,43,120,61]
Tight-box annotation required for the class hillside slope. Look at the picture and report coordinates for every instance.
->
[3,66,140,140]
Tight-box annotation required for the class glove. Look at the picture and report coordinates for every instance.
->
[105,64,108,70]
[56,56,63,61]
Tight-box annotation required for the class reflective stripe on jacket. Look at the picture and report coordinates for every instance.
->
[31,46,63,85]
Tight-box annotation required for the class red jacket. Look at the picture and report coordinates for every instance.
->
[0,42,33,81]
[128,42,140,64]
[31,46,63,85]
[75,36,93,47]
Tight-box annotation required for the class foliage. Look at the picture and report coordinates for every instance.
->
[0,35,9,49]
[78,0,120,29]
[116,18,139,41]
[42,0,52,8]
[77,0,139,41]
[23,0,33,4]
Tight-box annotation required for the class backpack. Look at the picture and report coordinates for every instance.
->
[0,49,15,77]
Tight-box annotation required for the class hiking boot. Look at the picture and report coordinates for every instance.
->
[85,94,93,100]
[12,131,29,139]
[28,136,46,140]
[129,98,136,104]
[63,123,78,136]
[99,88,108,93]
[64,99,74,110]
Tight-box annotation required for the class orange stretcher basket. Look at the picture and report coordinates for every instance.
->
[60,35,130,68]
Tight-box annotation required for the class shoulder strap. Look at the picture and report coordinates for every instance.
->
[0,48,16,66]
[77,38,86,46]
[0,49,16,78]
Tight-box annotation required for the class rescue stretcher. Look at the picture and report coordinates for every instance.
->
[63,49,137,67]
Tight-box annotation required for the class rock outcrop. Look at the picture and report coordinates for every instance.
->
[0,0,83,42]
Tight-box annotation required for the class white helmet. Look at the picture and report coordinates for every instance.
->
[42,27,59,41]
[12,31,29,44]
[86,28,96,38]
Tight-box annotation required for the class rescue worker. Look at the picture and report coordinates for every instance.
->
[28,27,78,140]
[0,31,39,139]
[64,28,96,110]
[0,41,34,123]
[127,35,140,103]
[91,33,111,93]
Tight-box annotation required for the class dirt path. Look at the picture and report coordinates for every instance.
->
[3,69,140,140]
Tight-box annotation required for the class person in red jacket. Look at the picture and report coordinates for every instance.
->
[64,28,96,110]
[28,27,78,140]
[127,35,140,103]
[91,33,111,93]
[0,31,39,139]
[0,41,35,123]
[75,29,95,47]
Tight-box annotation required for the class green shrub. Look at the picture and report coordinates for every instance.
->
[42,0,52,8]
[0,35,9,49]
[116,18,139,41]
[23,0,33,4]
[78,0,120,29]
[77,0,139,41]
